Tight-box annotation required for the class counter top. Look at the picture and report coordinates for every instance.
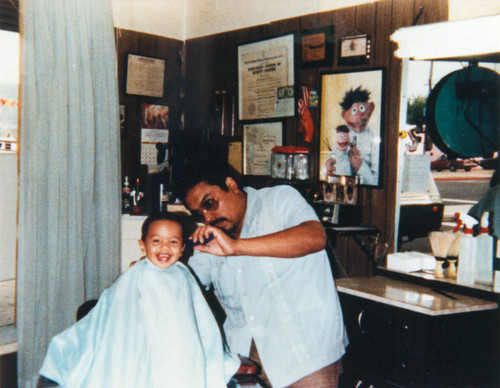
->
[336,276,498,316]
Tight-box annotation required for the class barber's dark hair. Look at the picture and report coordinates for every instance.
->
[176,157,244,202]
[339,86,371,111]
[141,212,189,242]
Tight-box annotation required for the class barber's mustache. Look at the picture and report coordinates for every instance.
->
[209,217,228,227]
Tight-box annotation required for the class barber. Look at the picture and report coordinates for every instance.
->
[178,158,348,388]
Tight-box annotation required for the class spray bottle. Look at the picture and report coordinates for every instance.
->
[475,212,494,285]
[457,214,478,286]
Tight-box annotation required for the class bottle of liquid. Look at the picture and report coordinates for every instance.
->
[122,176,131,213]
[457,214,478,286]
[446,213,464,278]
[475,212,494,285]
[493,240,500,293]
[130,178,144,215]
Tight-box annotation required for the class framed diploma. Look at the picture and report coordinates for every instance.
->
[243,122,283,176]
[126,54,166,98]
[238,34,295,121]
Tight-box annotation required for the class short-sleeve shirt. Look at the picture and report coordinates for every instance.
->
[188,185,348,387]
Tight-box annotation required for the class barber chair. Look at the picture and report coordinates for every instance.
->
[38,300,268,388]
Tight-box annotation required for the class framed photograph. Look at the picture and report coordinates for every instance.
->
[338,33,371,66]
[300,26,334,68]
[243,121,283,176]
[126,54,165,97]
[319,68,385,187]
[238,34,295,121]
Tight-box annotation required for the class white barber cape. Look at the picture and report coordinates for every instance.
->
[39,259,239,388]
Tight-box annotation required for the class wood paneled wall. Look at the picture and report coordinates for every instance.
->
[116,29,184,192]
[182,0,448,262]
[0,0,19,32]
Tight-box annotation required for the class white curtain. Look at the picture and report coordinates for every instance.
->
[17,0,121,386]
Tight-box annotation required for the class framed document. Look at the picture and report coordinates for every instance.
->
[238,34,295,121]
[126,54,165,97]
[243,122,283,176]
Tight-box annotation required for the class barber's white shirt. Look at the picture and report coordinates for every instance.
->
[189,185,348,387]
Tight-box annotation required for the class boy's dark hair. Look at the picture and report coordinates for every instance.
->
[339,86,371,111]
[336,125,350,133]
[141,212,192,242]
[176,157,244,202]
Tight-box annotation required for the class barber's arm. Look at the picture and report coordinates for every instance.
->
[190,220,326,258]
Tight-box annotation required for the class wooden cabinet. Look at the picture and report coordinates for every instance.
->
[336,277,498,387]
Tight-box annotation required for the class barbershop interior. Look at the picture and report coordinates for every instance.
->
[1,0,499,387]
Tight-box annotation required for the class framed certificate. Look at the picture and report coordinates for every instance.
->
[238,34,295,121]
[243,122,283,176]
[126,54,165,97]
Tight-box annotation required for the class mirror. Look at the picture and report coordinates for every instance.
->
[394,59,499,254]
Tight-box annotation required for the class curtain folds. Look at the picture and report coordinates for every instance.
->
[17,0,121,386]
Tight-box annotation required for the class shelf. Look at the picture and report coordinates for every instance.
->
[376,266,500,303]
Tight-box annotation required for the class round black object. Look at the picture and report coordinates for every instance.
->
[425,66,499,158]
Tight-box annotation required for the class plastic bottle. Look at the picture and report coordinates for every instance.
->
[493,240,500,293]
[475,212,494,285]
[122,176,131,213]
[457,214,478,286]
[446,213,464,278]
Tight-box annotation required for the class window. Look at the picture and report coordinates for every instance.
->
[0,29,18,336]
[0,29,19,152]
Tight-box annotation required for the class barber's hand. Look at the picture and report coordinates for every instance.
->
[348,146,362,173]
[189,225,236,257]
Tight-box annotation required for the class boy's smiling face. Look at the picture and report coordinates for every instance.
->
[139,220,185,270]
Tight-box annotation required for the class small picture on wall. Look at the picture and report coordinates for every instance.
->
[141,104,169,129]
[319,68,385,187]
[300,26,334,68]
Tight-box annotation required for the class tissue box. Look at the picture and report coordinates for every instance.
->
[387,252,436,272]
[410,251,436,271]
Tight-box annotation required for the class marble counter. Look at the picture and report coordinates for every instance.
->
[336,276,498,316]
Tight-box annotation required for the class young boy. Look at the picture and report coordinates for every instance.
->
[39,213,239,388]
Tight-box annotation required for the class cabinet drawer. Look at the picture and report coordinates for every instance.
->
[339,292,498,387]
[340,293,430,356]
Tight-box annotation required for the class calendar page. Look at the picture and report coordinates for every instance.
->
[141,128,169,165]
